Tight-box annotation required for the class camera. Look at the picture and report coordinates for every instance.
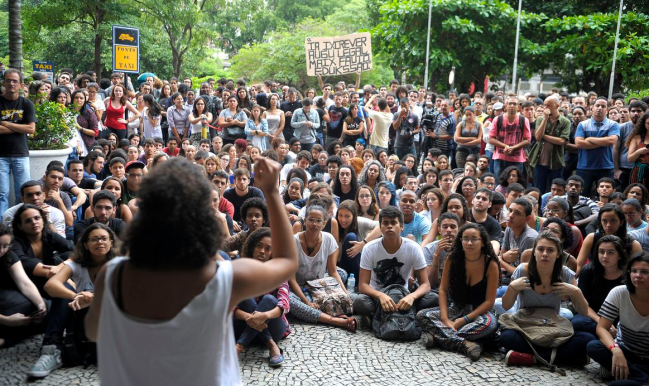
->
[421,105,439,132]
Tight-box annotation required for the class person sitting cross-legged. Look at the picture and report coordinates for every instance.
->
[417,223,500,361]
[353,206,438,326]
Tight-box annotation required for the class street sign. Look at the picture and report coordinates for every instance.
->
[32,61,54,81]
[112,25,140,74]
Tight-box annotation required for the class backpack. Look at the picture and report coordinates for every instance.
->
[372,284,421,341]
[63,308,97,368]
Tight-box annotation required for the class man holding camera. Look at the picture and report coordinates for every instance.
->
[392,98,420,159]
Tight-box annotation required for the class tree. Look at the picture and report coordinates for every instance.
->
[8,0,23,71]
[523,12,649,94]
[372,0,541,91]
[133,0,212,77]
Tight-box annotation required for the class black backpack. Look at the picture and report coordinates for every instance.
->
[63,308,97,368]
[372,284,421,341]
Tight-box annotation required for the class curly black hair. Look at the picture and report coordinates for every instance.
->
[497,166,521,188]
[242,227,271,259]
[447,223,499,308]
[121,158,224,270]
[440,193,471,224]
[72,223,118,268]
[241,197,269,227]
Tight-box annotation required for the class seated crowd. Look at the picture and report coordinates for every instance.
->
[2,68,649,385]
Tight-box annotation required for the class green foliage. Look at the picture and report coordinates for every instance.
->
[372,0,542,91]
[525,12,649,94]
[29,101,77,150]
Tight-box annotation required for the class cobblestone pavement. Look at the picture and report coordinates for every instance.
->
[0,322,606,386]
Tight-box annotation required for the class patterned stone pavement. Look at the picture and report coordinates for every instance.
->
[0,321,606,386]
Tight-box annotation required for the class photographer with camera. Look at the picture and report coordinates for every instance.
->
[392,98,420,160]
[420,100,441,166]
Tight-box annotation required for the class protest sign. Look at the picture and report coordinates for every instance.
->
[305,32,372,76]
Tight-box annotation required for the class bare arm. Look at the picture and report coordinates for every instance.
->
[44,264,76,300]
[0,120,36,134]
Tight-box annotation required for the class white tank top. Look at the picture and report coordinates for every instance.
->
[97,257,241,386]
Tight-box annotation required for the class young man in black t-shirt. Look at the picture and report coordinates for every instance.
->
[223,168,265,224]
[0,69,37,219]
[326,92,348,148]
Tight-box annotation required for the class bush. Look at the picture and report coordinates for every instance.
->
[29,101,78,150]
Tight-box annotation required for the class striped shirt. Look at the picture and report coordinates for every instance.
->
[598,285,649,359]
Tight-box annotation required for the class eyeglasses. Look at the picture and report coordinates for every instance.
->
[629,269,649,276]
[359,194,372,199]
[306,218,324,224]
[88,237,110,244]
[461,237,480,244]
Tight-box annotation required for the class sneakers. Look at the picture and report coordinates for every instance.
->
[26,345,63,378]
[464,341,482,362]
[504,350,536,366]
[422,333,436,349]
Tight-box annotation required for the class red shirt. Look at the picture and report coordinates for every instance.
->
[162,147,180,157]
[219,197,235,218]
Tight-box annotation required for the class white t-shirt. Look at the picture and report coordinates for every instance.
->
[294,232,339,286]
[367,110,393,149]
[280,163,312,184]
[360,237,426,290]
[3,203,66,237]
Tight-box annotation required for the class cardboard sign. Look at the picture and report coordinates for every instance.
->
[305,32,373,76]
[112,25,140,74]
[32,61,54,81]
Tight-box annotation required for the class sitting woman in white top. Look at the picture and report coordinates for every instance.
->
[84,157,298,386]
[26,223,117,378]
[587,252,649,385]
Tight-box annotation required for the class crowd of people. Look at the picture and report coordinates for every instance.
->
[1,66,649,385]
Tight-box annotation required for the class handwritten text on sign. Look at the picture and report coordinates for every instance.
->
[305,33,373,76]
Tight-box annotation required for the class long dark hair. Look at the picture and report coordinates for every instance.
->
[355,185,379,218]
[242,227,271,259]
[528,231,564,288]
[143,94,162,117]
[72,223,117,267]
[498,166,521,188]
[441,193,471,224]
[447,223,499,308]
[597,204,628,239]
[592,235,628,286]
[11,204,51,241]
[101,176,126,206]
[337,200,359,238]
[0,224,13,269]
[332,165,359,196]
[393,166,412,190]
[624,252,649,294]
[192,95,210,117]
[623,183,649,209]
[625,112,649,147]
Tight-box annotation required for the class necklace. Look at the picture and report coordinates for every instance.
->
[304,233,321,256]
[465,253,482,263]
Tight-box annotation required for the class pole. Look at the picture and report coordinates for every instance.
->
[609,0,624,99]
[512,0,522,95]
[423,0,433,90]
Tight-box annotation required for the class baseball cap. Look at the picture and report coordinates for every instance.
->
[125,161,146,172]
[493,102,504,110]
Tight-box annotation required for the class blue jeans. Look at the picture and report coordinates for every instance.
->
[0,157,30,219]
[534,165,564,195]
[485,150,495,174]
[577,169,614,198]
[233,295,286,348]
[588,340,649,385]
[571,314,597,335]
[337,233,361,285]
[501,329,595,364]
[394,145,416,160]
[493,159,523,181]
[300,142,315,152]
[43,283,74,351]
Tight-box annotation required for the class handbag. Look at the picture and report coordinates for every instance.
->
[372,284,421,341]
[499,308,574,375]
[305,277,353,317]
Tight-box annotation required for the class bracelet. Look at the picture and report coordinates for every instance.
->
[609,343,619,351]
[362,238,367,244]
[463,315,471,324]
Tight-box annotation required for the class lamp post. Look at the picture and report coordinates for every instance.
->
[512,0,522,95]
[608,0,624,99]
[423,0,433,90]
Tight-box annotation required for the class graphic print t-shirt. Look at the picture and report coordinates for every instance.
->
[0,95,37,157]
[327,106,348,139]
[360,237,426,291]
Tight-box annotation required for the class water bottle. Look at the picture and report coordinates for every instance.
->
[347,274,356,293]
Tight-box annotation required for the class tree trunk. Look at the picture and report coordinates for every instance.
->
[8,0,23,72]
[94,32,103,78]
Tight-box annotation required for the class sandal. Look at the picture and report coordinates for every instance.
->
[235,343,245,355]
[344,316,358,332]
[269,348,285,368]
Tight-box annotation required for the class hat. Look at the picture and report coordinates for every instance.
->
[533,97,544,105]
[125,161,145,172]
[356,138,366,146]
[493,102,504,110]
